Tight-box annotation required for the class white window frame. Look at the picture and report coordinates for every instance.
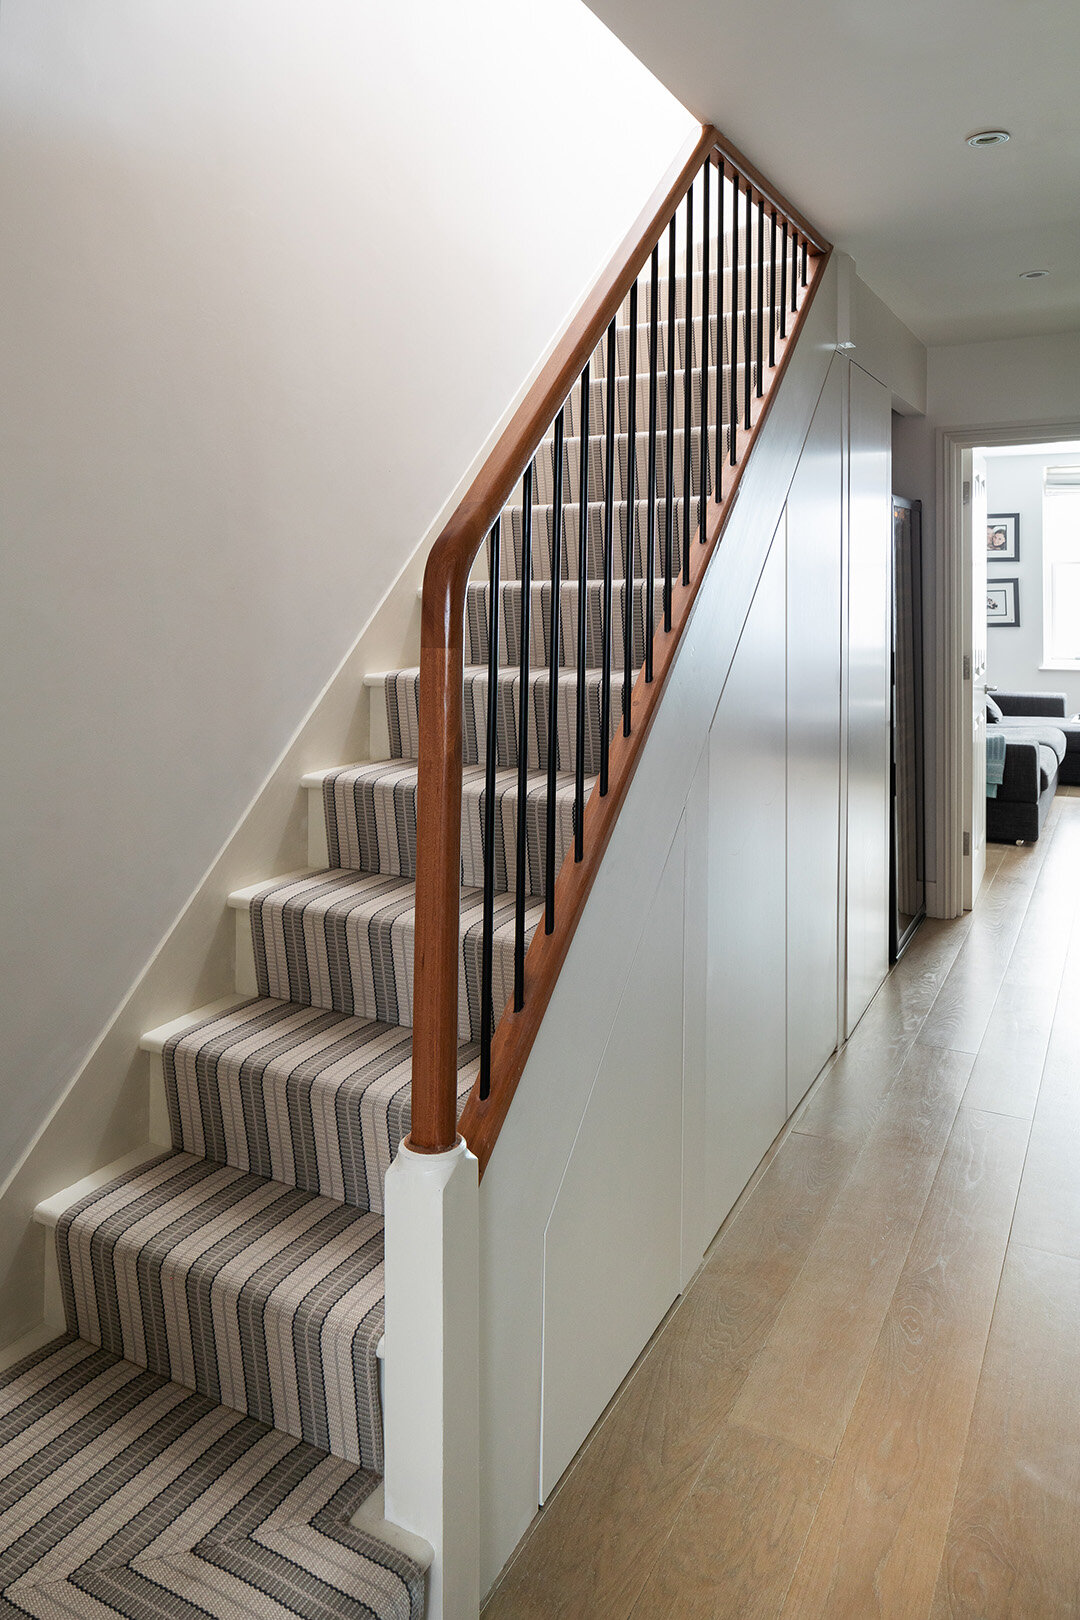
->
[1042,471,1080,670]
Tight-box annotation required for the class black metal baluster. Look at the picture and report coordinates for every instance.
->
[513,466,533,1011]
[779,221,788,341]
[714,158,725,500]
[801,237,808,289]
[645,246,659,683]
[479,517,501,1099]
[729,173,740,466]
[699,159,711,542]
[791,228,799,314]
[769,209,777,369]
[756,193,765,398]
[623,279,638,734]
[545,408,564,933]
[600,318,616,796]
[743,176,752,431]
[574,363,589,860]
[681,182,694,585]
[664,216,676,629]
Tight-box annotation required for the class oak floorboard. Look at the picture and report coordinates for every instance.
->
[959,978,1060,1119]
[729,1045,974,1459]
[628,1426,830,1620]
[1028,963,1080,1136]
[919,803,1062,1056]
[795,917,972,1149]
[1009,1110,1080,1262]
[779,1107,1028,1619]
[480,1132,856,1620]
[929,1245,1080,1619]
[917,815,1060,1055]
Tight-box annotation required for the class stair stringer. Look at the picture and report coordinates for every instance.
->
[472,253,840,1594]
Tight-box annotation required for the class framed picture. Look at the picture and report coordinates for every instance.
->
[987,512,1020,560]
[987,577,1020,627]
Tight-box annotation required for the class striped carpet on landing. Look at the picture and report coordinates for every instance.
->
[0,1337,423,1620]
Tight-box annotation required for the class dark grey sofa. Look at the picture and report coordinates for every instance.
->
[994,690,1080,784]
[986,690,1076,843]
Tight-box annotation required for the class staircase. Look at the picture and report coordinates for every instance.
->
[2,129,826,1620]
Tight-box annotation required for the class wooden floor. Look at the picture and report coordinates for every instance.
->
[482,787,1080,1619]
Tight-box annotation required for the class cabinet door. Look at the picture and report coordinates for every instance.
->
[704,514,788,1235]
[846,364,892,1034]
[786,358,843,1111]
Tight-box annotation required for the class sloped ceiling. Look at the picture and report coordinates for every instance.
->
[586,0,1080,345]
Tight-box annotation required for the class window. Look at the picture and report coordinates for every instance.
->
[1042,466,1080,667]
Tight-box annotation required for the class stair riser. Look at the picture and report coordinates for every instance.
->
[324,761,580,894]
[613,266,774,333]
[464,579,660,672]
[619,262,772,323]
[162,1000,477,1212]
[530,425,716,505]
[559,359,752,441]
[56,1152,386,1470]
[490,495,702,584]
[249,875,541,1041]
[386,668,628,772]
[563,366,730,437]
[594,313,738,379]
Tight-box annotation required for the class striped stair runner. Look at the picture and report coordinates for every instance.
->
[7,258,725,1619]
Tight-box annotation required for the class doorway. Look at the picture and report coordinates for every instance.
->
[938,421,1080,916]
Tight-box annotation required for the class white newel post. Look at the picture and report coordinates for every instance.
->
[383,1138,480,1620]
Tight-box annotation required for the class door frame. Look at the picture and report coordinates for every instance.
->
[935,418,1080,917]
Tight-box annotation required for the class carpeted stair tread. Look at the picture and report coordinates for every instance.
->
[560,362,751,438]
[323,760,584,893]
[385,666,628,772]
[598,309,727,376]
[57,1152,386,1470]
[0,1336,423,1620]
[493,492,703,583]
[464,577,659,671]
[162,996,478,1213]
[631,264,757,322]
[247,868,542,1040]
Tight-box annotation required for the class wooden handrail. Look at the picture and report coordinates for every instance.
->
[407,123,831,1163]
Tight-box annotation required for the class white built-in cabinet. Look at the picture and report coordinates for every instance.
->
[488,319,896,1591]
[704,514,789,1236]
[844,364,892,1034]
[701,354,890,1222]
[785,361,844,1110]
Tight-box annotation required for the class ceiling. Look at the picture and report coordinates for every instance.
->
[586,0,1080,346]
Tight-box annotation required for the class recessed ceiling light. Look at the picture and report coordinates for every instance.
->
[1019,269,1051,279]
[966,129,1010,147]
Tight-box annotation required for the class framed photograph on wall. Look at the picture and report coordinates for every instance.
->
[987,512,1020,560]
[987,577,1020,627]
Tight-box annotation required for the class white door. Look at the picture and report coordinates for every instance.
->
[962,451,988,907]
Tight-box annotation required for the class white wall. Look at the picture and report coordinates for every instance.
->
[892,328,1080,906]
[0,0,695,1197]
[985,451,1080,713]
[852,274,926,416]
